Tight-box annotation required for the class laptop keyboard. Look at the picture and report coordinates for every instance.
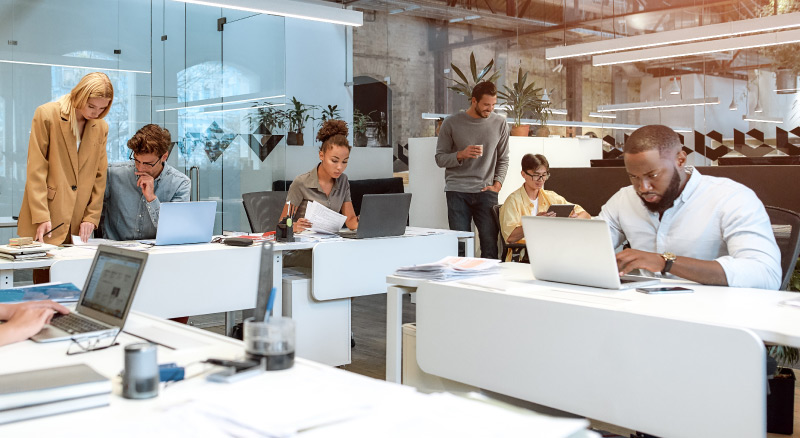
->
[50,314,108,334]
[339,231,359,239]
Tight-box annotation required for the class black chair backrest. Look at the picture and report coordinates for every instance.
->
[765,206,800,290]
[491,204,526,262]
[349,177,405,215]
[242,191,288,233]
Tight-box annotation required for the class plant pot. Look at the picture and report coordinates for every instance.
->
[286,131,304,146]
[365,122,380,147]
[354,132,367,147]
[536,126,550,137]
[776,69,797,94]
[510,125,530,137]
[767,368,795,435]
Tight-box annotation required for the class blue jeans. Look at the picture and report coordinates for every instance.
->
[445,191,499,259]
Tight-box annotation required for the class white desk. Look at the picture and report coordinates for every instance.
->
[395,263,800,438]
[0,217,16,229]
[0,311,590,437]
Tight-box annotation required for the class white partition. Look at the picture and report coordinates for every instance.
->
[408,136,602,229]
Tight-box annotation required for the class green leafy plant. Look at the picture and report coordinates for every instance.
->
[532,96,554,127]
[246,104,285,133]
[770,344,800,372]
[447,52,502,102]
[285,97,316,133]
[353,108,374,135]
[318,104,342,127]
[497,69,543,128]
[762,1,800,75]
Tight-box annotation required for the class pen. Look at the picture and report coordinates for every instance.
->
[265,286,277,321]
[47,222,65,236]
[285,201,291,220]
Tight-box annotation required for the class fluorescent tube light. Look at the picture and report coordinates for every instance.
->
[171,0,363,27]
[743,114,783,123]
[157,94,285,112]
[597,97,720,112]
[589,112,616,119]
[593,28,800,66]
[202,102,285,115]
[547,12,800,60]
[0,59,150,74]
[420,113,690,132]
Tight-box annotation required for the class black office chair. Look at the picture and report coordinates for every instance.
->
[242,191,288,233]
[765,206,800,290]
[491,205,527,262]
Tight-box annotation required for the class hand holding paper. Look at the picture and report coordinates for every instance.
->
[304,201,346,234]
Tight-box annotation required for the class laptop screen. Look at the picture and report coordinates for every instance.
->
[80,251,145,318]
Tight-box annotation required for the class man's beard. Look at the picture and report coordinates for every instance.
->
[639,168,681,214]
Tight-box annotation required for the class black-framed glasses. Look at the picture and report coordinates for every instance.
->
[66,334,120,356]
[524,171,550,181]
[129,152,162,169]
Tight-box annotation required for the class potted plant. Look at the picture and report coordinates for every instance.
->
[447,52,502,103]
[353,108,374,147]
[246,104,285,135]
[498,68,543,137]
[317,104,342,126]
[531,95,554,137]
[767,344,798,434]
[763,0,800,94]
[285,97,316,146]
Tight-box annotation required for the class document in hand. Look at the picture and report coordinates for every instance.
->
[304,201,347,234]
[395,256,501,280]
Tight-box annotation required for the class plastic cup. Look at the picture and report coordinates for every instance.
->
[475,144,483,157]
[244,317,295,371]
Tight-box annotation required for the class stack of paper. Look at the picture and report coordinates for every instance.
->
[304,201,346,234]
[0,243,57,261]
[395,256,501,280]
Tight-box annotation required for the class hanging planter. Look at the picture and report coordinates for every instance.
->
[776,69,797,94]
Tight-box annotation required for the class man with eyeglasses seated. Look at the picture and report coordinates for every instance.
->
[599,125,781,289]
[499,154,590,261]
[102,124,191,241]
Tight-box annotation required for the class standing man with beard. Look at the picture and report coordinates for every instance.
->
[436,81,509,259]
[599,125,781,289]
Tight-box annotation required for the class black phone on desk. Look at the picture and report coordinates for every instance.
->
[636,286,694,294]
[546,204,575,217]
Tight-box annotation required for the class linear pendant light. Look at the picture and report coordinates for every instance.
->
[743,114,783,123]
[0,59,150,74]
[546,12,800,60]
[420,113,690,132]
[589,112,616,119]
[593,28,800,66]
[597,97,720,112]
[171,0,363,26]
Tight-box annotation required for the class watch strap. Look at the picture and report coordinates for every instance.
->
[661,257,674,275]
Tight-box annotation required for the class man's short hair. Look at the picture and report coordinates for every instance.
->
[471,81,497,102]
[623,125,682,157]
[521,153,549,172]
[128,124,171,157]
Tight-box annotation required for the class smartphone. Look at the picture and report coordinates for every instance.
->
[636,286,694,294]
[546,204,575,217]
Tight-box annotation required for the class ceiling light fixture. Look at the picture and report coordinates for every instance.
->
[547,12,800,60]
[202,102,285,115]
[157,94,286,112]
[729,78,738,111]
[667,77,681,95]
[589,112,617,119]
[170,0,363,27]
[754,69,763,113]
[422,113,690,132]
[0,59,150,74]
[597,97,720,112]
[592,28,800,66]
[743,114,783,123]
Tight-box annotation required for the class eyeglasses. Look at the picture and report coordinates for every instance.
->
[524,171,550,181]
[67,334,120,356]
[129,152,163,169]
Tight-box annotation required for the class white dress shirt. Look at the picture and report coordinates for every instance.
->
[599,168,781,290]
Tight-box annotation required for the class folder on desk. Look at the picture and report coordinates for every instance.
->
[0,282,81,303]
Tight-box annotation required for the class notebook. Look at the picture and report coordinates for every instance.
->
[339,193,412,239]
[140,201,216,245]
[31,245,148,342]
[521,216,660,290]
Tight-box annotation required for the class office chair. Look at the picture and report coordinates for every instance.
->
[242,191,289,233]
[765,206,800,290]
[491,205,527,262]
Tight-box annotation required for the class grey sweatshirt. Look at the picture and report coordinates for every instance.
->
[435,111,510,192]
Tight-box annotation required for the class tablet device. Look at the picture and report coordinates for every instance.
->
[546,204,575,217]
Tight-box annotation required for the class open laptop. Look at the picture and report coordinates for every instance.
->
[140,201,216,245]
[521,216,660,290]
[339,193,412,239]
[32,245,148,342]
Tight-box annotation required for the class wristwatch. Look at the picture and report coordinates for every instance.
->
[660,252,677,275]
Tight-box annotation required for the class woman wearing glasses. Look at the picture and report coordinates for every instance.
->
[102,124,190,241]
[17,72,114,244]
[499,154,590,250]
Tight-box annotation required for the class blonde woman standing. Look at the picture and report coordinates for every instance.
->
[17,72,114,244]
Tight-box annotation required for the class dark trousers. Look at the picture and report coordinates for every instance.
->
[446,191,499,259]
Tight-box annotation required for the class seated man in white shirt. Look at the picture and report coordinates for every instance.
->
[599,125,781,289]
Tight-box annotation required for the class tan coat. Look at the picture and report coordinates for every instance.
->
[17,101,108,244]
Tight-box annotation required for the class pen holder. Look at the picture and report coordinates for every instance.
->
[276,218,294,242]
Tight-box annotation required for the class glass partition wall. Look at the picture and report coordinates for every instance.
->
[0,0,288,242]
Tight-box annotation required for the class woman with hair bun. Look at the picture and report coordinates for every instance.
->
[17,72,114,244]
[282,119,359,232]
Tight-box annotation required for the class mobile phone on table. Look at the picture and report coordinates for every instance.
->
[546,204,575,217]
[636,286,694,294]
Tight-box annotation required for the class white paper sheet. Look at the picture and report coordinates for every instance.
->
[304,201,346,234]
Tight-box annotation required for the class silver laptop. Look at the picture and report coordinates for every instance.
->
[339,193,412,239]
[141,201,216,245]
[32,245,148,342]
[521,216,660,290]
